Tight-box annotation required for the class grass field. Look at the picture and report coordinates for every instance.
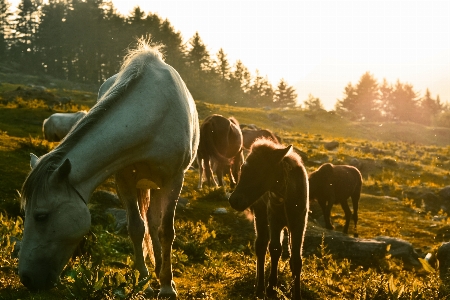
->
[1,82,450,299]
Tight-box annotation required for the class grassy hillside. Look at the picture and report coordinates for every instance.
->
[1,82,450,299]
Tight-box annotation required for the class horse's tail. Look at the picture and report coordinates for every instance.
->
[137,190,155,266]
[201,120,233,165]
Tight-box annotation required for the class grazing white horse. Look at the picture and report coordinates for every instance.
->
[42,111,87,142]
[18,40,199,300]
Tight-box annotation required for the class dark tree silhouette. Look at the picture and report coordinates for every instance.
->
[274,78,297,108]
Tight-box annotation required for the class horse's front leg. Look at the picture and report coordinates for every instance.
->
[289,213,308,300]
[266,218,284,298]
[156,173,184,300]
[318,198,334,230]
[253,201,269,299]
[204,158,218,187]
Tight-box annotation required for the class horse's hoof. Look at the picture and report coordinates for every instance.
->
[158,283,177,300]
[266,286,277,298]
[144,286,155,297]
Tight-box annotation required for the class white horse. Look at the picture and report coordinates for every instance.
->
[42,111,87,142]
[18,40,199,300]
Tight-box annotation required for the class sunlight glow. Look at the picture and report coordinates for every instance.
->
[7,0,450,109]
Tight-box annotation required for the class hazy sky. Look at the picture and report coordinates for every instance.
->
[10,0,450,109]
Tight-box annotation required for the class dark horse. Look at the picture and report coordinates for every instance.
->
[229,139,309,300]
[197,114,243,189]
[309,163,362,235]
[241,128,279,150]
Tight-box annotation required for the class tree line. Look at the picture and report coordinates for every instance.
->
[334,72,449,126]
[1,0,448,127]
[0,0,297,108]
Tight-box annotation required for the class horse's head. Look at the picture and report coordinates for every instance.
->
[229,141,292,211]
[18,154,91,291]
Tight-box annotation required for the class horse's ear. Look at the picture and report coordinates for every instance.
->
[30,153,39,169]
[56,158,72,179]
[272,145,293,163]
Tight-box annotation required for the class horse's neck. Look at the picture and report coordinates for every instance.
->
[61,133,139,201]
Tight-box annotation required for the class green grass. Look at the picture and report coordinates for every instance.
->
[1,86,450,299]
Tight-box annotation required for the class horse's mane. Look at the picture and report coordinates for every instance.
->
[21,38,165,209]
[250,138,303,167]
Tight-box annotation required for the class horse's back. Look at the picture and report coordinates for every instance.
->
[93,58,198,172]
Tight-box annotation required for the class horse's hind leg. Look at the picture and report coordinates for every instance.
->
[252,200,269,299]
[155,173,184,300]
[340,198,352,234]
[115,171,149,278]
[351,192,360,232]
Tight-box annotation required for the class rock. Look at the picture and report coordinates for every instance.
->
[437,242,450,279]
[303,222,387,267]
[90,190,121,206]
[439,186,450,201]
[373,236,421,269]
[213,207,228,214]
[324,141,339,151]
[177,197,189,208]
[10,236,21,259]
[105,208,127,232]
[349,158,361,168]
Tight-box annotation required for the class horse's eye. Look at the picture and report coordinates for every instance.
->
[35,213,48,222]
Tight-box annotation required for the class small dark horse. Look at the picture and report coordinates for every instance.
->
[242,128,279,149]
[197,114,243,189]
[309,163,362,234]
[229,139,309,300]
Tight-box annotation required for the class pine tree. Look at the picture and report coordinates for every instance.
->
[11,0,41,66]
[0,0,11,60]
[390,80,419,122]
[303,94,325,112]
[185,32,212,101]
[34,0,67,76]
[229,60,251,106]
[419,89,443,125]
[336,72,379,120]
[274,78,297,108]
[378,78,393,119]
[248,70,274,107]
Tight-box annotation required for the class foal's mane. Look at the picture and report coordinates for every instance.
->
[250,138,303,166]
[21,39,165,208]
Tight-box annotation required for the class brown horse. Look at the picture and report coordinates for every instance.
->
[309,163,362,234]
[197,114,243,189]
[229,139,309,300]
[241,128,279,149]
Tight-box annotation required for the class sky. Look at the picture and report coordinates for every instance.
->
[9,0,450,110]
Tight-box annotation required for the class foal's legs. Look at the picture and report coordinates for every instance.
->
[204,157,218,187]
[266,217,284,297]
[319,198,335,230]
[154,173,184,299]
[289,219,306,300]
[252,200,269,299]
[351,192,360,232]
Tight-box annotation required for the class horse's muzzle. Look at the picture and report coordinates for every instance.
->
[19,269,59,291]
[228,193,249,212]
